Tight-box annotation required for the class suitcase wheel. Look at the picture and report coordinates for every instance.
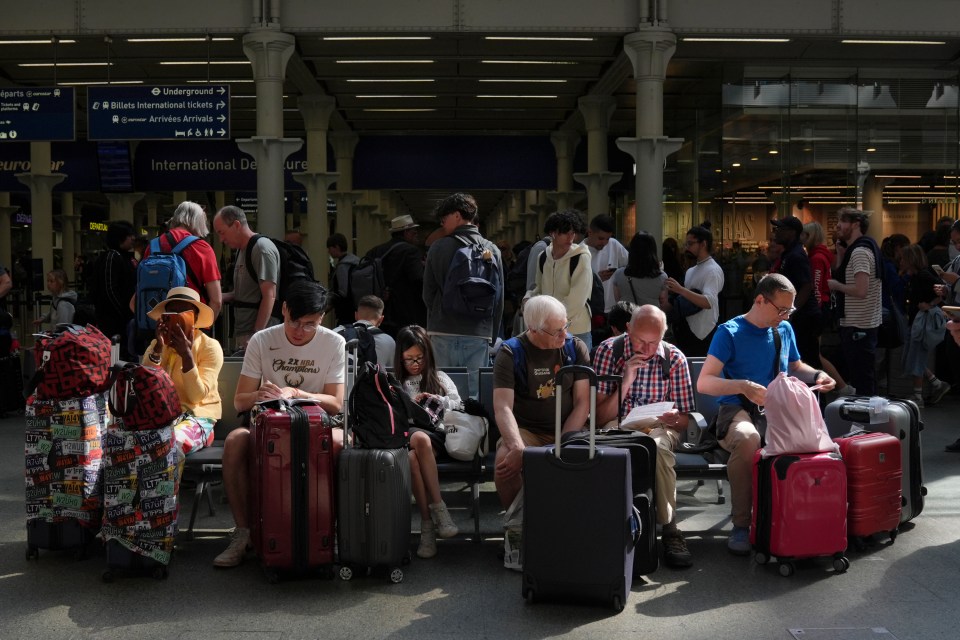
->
[264,569,279,584]
[888,529,898,543]
[612,595,624,612]
[754,552,768,566]
[338,565,354,581]
[26,545,38,561]
[523,588,535,604]
[832,557,850,573]
[151,566,169,581]
[389,568,403,584]
[778,562,795,577]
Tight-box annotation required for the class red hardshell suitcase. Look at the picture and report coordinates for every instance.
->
[834,432,902,544]
[751,450,849,576]
[824,396,925,523]
[248,399,336,582]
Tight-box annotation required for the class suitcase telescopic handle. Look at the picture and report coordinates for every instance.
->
[343,339,359,449]
[554,364,597,459]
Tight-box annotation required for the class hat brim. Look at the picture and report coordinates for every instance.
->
[147,297,215,329]
[391,224,419,232]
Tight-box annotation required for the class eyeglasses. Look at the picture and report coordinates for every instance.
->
[538,321,571,338]
[402,356,424,366]
[684,239,702,247]
[763,295,796,318]
[285,318,319,333]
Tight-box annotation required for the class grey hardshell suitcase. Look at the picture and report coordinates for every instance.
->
[824,396,925,523]
[336,339,412,583]
[522,365,638,612]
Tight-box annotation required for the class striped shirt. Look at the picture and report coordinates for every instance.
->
[593,337,695,417]
[839,246,882,329]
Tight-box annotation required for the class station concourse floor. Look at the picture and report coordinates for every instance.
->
[1,396,959,640]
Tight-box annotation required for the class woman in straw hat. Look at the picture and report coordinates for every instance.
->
[142,286,223,455]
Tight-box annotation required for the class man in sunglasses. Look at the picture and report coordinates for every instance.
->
[697,273,835,556]
[213,280,346,568]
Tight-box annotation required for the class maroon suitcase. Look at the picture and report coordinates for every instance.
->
[835,432,902,544]
[248,399,336,582]
[750,450,849,577]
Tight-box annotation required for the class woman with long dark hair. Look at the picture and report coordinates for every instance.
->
[613,232,667,307]
[394,325,462,559]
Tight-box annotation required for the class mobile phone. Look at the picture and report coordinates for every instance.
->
[943,306,960,321]
[161,310,194,334]
[932,264,945,275]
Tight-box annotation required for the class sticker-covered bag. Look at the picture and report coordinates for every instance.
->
[108,363,182,431]
[31,324,112,400]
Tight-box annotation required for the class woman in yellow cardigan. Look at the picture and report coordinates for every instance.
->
[142,287,223,456]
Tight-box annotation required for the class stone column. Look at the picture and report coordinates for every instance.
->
[573,95,623,219]
[0,194,15,273]
[60,194,78,282]
[616,27,684,243]
[863,175,892,242]
[16,143,65,282]
[329,132,360,241]
[547,131,583,212]
[237,27,302,239]
[106,193,144,222]
[292,94,339,273]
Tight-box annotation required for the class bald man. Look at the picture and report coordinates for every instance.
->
[592,304,696,569]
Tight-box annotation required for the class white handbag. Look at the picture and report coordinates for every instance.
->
[442,410,488,461]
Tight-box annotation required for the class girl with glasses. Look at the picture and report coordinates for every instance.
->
[394,325,463,559]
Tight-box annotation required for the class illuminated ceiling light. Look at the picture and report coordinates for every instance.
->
[477,94,557,99]
[750,157,759,161]
[682,37,791,43]
[874,175,922,179]
[57,80,143,85]
[0,39,76,45]
[127,37,234,43]
[336,59,434,64]
[478,79,568,83]
[158,60,250,65]
[356,94,436,98]
[769,149,779,155]
[841,39,945,45]
[20,62,112,67]
[732,163,741,167]
[866,147,877,152]
[362,108,437,112]
[187,79,254,83]
[324,36,432,41]
[481,60,577,65]
[485,36,595,42]
[346,79,435,83]
[714,169,722,173]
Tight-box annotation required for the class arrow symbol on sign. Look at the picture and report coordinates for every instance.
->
[216,101,226,110]
[217,86,226,95]
[217,114,226,123]
[217,128,226,137]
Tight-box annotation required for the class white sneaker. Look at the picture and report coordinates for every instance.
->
[417,519,437,559]
[910,393,925,409]
[927,379,951,406]
[429,502,459,539]
[213,527,251,568]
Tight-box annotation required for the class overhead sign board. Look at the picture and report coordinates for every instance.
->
[0,87,75,142]
[87,84,230,141]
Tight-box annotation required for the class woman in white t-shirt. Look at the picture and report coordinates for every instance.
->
[394,324,462,559]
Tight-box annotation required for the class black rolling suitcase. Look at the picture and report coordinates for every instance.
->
[522,365,638,612]
[824,396,925,523]
[336,340,412,583]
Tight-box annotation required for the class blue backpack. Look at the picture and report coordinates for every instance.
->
[135,232,200,331]
[441,235,502,319]
[504,335,578,391]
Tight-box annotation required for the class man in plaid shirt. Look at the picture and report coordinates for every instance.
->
[593,304,696,568]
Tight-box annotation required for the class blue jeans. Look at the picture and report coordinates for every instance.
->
[430,335,489,398]
[839,326,878,396]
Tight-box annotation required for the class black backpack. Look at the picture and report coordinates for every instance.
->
[348,362,432,449]
[244,234,316,319]
[348,244,399,307]
[340,322,381,366]
[538,250,606,318]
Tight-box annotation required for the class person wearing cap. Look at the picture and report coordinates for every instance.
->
[828,207,883,396]
[364,214,427,337]
[142,287,223,457]
[770,215,822,367]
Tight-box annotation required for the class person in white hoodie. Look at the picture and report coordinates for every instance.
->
[528,209,595,350]
[34,269,77,328]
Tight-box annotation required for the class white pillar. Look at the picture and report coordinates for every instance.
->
[616,28,683,243]
[16,142,65,281]
[547,131,584,212]
[330,132,360,240]
[61,194,77,282]
[573,95,622,219]
[106,192,144,222]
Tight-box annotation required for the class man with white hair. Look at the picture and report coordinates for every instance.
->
[592,304,696,568]
[493,294,590,509]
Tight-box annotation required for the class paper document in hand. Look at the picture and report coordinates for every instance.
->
[621,402,675,431]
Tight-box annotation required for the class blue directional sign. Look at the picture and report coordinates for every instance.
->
[87,84,230,141]
[0,87,75,142]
